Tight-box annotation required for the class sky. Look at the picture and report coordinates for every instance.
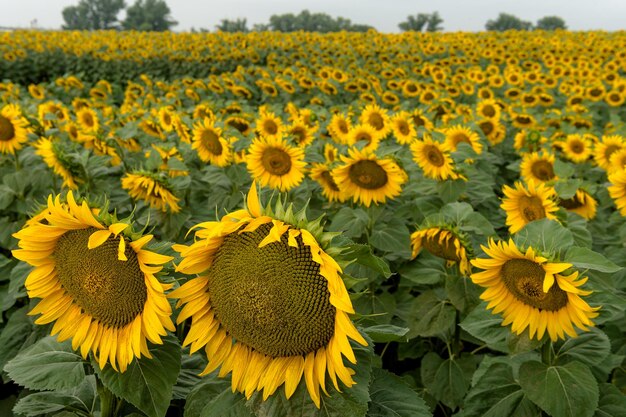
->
[2,0,626,32]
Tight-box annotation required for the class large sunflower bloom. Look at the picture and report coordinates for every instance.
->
[410,137,460,181]
[520,152,557,184]
[169,184,366,407]
[332,148,406,207]
[470,239,599,341]
[246,136,306,191]
[0,104,31,155]
[594,135,624,170]
[501,181,559,234]
[12,192,175,372]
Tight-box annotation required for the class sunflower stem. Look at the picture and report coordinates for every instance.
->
[97,376,118,417]
[541,340,553,366]
[13,152,20,171]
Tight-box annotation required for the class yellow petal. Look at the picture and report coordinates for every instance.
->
[109,223,129,236]
[88,230,112,249]
[247,180,262,218]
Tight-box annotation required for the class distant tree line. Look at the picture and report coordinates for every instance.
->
[61,2,568,33]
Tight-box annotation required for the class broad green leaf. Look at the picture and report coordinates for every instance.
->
[174,353,207,400]
[519,361,599,417]
[406,291,456,339]
[13,375,97,417]
[464,363,540,417]
[248,339,373,417]
[363,325,409,343]
[554,328,611,367]
[567,213,592,248]
[342,244,392,279]
[436,179,466,203]
[594,383,626,417]
[506,330,544,354]
[420,352,473,409]
[4,337,86,392]
[398,253,446,286]
[555,179,582,199]
[184,377,232,417]
[201,390,252,417]
[95,335,181,417]
[445,273,480,313]
[0,306,41,372]
[514,218,574,255]
[564,247,622,273]
[329,207,369,239]
[369,219,411,256]
[459,303,508,353]
[554,159,576,178]
[367,368,430,417]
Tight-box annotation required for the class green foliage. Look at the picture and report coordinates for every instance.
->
[485,13,533,31]
[367,368,430,416]
[62,0,126,30]
[268,10,373,33]
[123,0,177,31]
[536,16,567,30]
[216,18,249,33]
[398,12,444,32]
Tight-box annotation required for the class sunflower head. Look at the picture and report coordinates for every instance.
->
[12,192,175,372]
[471,238,599,341]
[0,104,31,155]
[520,152,557,184]
[411,225,472,276]
[169,183,366,407]
[501,181,560,234]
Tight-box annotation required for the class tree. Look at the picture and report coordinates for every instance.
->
[122,0,177,31]
[485,13,533,31]
[535,16,567,30]
[398,12,443,32]
[62,0,125,30]
[216,18,249,33]
[268,10,372,33]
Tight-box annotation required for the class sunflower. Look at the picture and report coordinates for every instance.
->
[443,125,483,154]
[470,239,599,341]
[410,137,459,181]
[359,104,390,138]
[38,101,70,129]
[390,112,417,145]
[158,107,175,132]
[168,184,366,407]
[247,136,306,192]
[192,118,232,167]
[594,135,624,170]
[332,147,406,207]
[28,84,45,100]
[410,109,433,131]
[287,118,317,147]
[561,134,592,163]
[520,152,557,184]
[256,110,284,140]
[11,192,175,372]
[559,189,597,220]
[225,115,252,137]
[476,99,501,120]
[501,181,559,234]
[323,143,338,164]
[34,137,82,189]
[327,113,353,145]
[607,169,626,216]
[121,172,181,213]
[76,108,100,134]
[310,163,344,203]
[0,104,31,155]
[410,226,471,276]
[348,124,381,151]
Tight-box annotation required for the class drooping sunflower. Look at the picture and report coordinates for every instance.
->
[168,184,366,407]
[121,172,181,213]
[332,147,406,207]
[443,125,483,154]
[501,181,559,234]
[470,239,599,341]
[310,163,345,203]
[410,137,460,181]
[594,135,624,170]
[410,226,472,276]
[559,189,597,220]
[12,192,175,372]
[561,134,592,163]
[520,152,557,184]
[0,104,31,155]
[34,137,82,189]
[192,118,232,167]
[247,136,306,191]
[607,169,626,216]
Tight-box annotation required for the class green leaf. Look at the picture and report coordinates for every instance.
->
[369,218,411,256]
[445,273,480,313]
[554,159,576,178]
[12,374,97,417]
[553,328,611,367]
[329,207,369,239]
[563,247,622,273]
[4,336,86,392]
[514,218,574,255]
[0,306,40,372]
[342,244,392,279]
[555,179,582,199]
[367,368,430,417]
[439,202,495,236]
[184,376,232,417]
[200,390,252,417]
[248,339,373,417]
[464,363,539,417]
[436,179,466,203]
[174,353,207,400]
[519,361,599,417]
[459,303,508,353]
[420,352,472,409]
[398,253,446,286]
[95,335,181,417]
[363,325,409,343]
[406,291,456,339]
[507,330,544,354]
[567,213,592,248]
[594,383,626,417]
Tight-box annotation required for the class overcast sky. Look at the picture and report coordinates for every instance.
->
[3,0,626,32]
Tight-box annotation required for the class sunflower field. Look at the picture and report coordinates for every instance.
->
[0,29,626,417]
